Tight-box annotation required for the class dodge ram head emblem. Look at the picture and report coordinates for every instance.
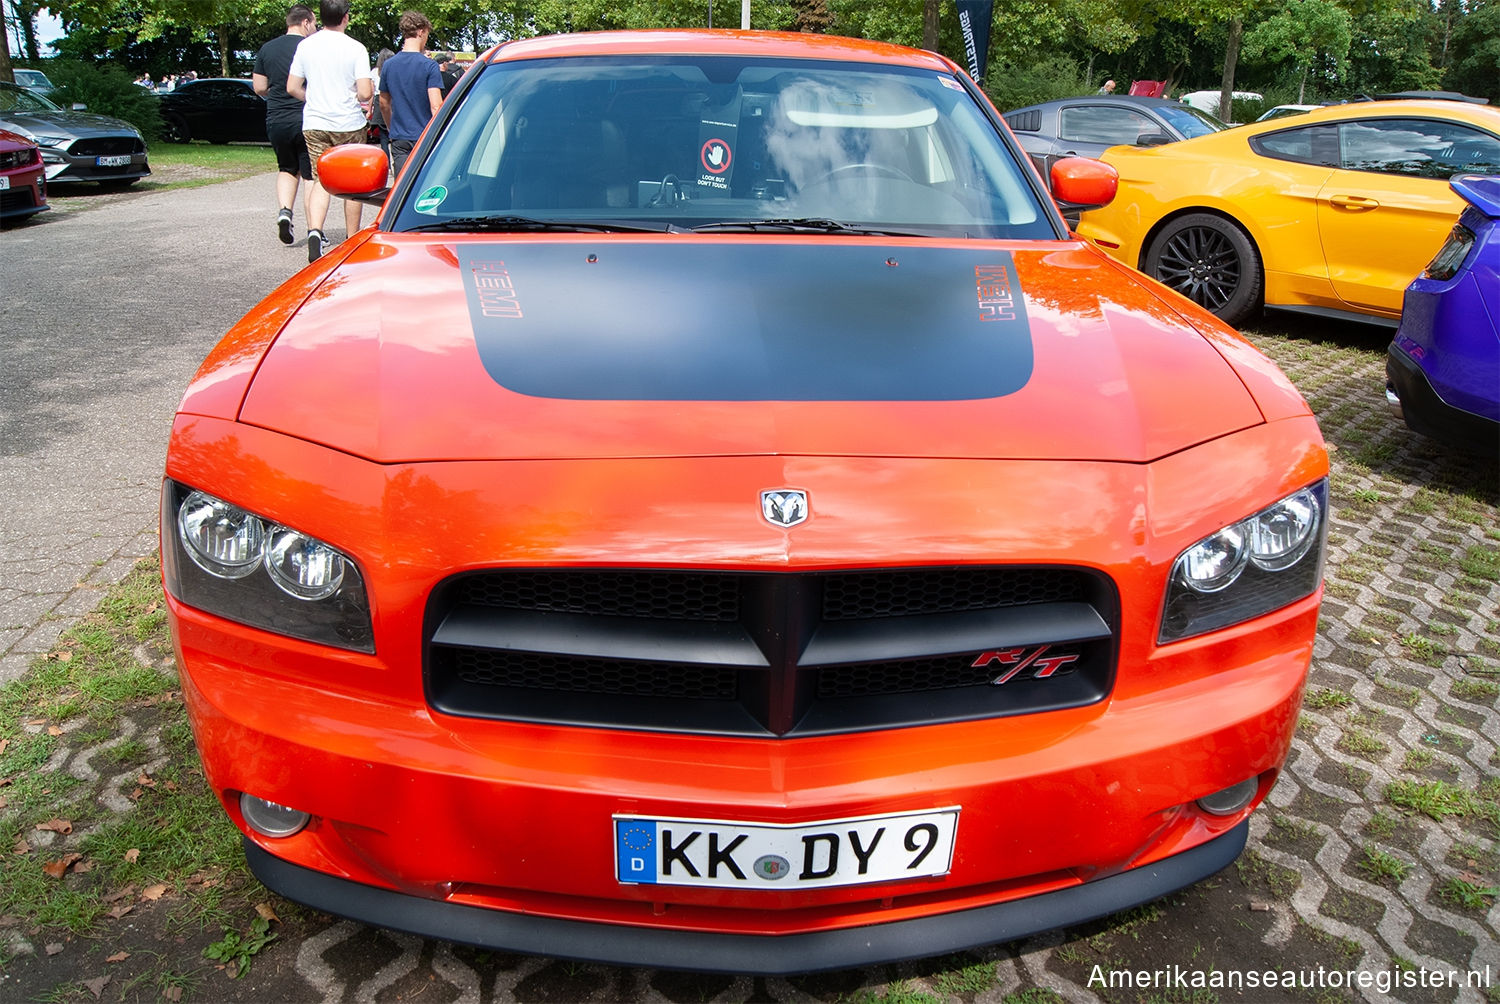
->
[761,490,809,527]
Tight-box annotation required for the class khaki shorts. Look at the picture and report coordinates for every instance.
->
[305,128,368,179]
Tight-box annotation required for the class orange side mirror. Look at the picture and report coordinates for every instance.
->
[318,144,390,199]
[1051,157,1117,210]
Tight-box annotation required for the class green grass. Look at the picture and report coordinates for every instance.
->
[0,556,251,938]
[1357,845,1410,885]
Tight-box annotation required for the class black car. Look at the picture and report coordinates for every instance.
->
[1003,95,1226,183]
[0,81,149,186]
[158,78,267,144]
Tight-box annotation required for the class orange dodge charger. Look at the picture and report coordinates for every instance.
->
[163,30,1328,972]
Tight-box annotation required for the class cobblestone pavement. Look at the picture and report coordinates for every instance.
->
[1,180,1497,1003]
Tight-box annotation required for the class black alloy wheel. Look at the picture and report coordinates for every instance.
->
[1143,213,1263,327]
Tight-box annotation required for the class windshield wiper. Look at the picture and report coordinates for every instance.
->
[405,215,676,234]
[688,218,939,237]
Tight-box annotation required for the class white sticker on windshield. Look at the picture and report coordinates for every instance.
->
[414,185,448,215]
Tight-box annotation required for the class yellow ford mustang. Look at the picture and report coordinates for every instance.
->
[1076,99,1500,327]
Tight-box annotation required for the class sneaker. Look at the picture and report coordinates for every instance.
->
[308,229,328,263]
[277,209,293,245]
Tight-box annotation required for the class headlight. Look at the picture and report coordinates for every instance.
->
[1160,481,1326,643]
[179,491,265,578]
[161,482,373,652]
[32,135,67,147]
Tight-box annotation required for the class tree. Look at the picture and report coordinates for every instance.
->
[11,0,41,61]
[1243,0,1353,101]
[1444,0,1500,101]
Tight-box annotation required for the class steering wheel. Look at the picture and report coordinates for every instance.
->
[806,162,915,187]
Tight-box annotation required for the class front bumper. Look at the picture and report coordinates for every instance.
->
[166,413,1325,970]
[245,822,1248,973]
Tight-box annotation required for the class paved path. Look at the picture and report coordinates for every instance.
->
[0,172,357,685]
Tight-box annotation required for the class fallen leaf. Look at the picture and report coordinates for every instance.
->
[47,726,63,737]
[54,651,73,663]
[12,837,30,855]
[43,853,83,879]
[45,943,63,956]
[37,818,73,835]
[106,904,134,920]
[104,884,136,904]
[163,987,182,1002]
[123,848,140,864]
[105,951,129,963]
[83,975,107,999]
[254,902,279,923]
[0,915,18,928]
[141,883,167,901]
[164,781,179,793]
[0,740,8,755]
[0,796,7,809]
[73,859,94,874]
[136,773,156,788]
[129,787,143,801]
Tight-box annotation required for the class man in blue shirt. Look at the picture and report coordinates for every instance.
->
[379,11,444,180]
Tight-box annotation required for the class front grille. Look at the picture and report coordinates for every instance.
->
[68,137,144,157]
[426,567,1118,737]
[1,189,38,212]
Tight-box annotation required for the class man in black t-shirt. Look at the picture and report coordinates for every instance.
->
[253,4,317,245]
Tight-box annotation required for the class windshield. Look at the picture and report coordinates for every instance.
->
[0,83,61,113]
[389,55,1052,239]
[1155,104,1227,138]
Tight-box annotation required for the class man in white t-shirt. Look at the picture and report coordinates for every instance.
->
[288,0,373,262]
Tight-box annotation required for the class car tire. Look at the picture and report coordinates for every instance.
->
[1143,213,1263,327]
[162,114,191,144]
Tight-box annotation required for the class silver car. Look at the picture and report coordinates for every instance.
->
[0,81,150,187]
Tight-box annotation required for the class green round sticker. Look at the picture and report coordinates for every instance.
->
[414,185,448,215]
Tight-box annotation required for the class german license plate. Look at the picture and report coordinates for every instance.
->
[97,155,130,167]
[0,176,9,189]
[614,807,958,889]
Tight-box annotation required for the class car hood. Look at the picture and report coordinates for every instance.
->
[235,235,1265,463]
[0,110,138,140]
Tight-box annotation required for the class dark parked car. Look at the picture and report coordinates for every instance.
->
[1003,95,1226,183]
[1386,174,1500,454]
[158,78,268,144]
[0,127,48,222]
[0,81,149,187]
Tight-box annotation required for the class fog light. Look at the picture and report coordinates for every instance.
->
[1196,777,1259,816]
[239,793,310,838]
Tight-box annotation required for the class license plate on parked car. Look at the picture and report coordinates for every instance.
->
[0,177,9,189]
[96,155,130,167]
[614,807,959,889]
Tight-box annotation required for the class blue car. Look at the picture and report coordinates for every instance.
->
[1386,174,1500,454]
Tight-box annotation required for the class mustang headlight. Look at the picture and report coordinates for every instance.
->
[162,482,373,652]
[1160,480,1326,643]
